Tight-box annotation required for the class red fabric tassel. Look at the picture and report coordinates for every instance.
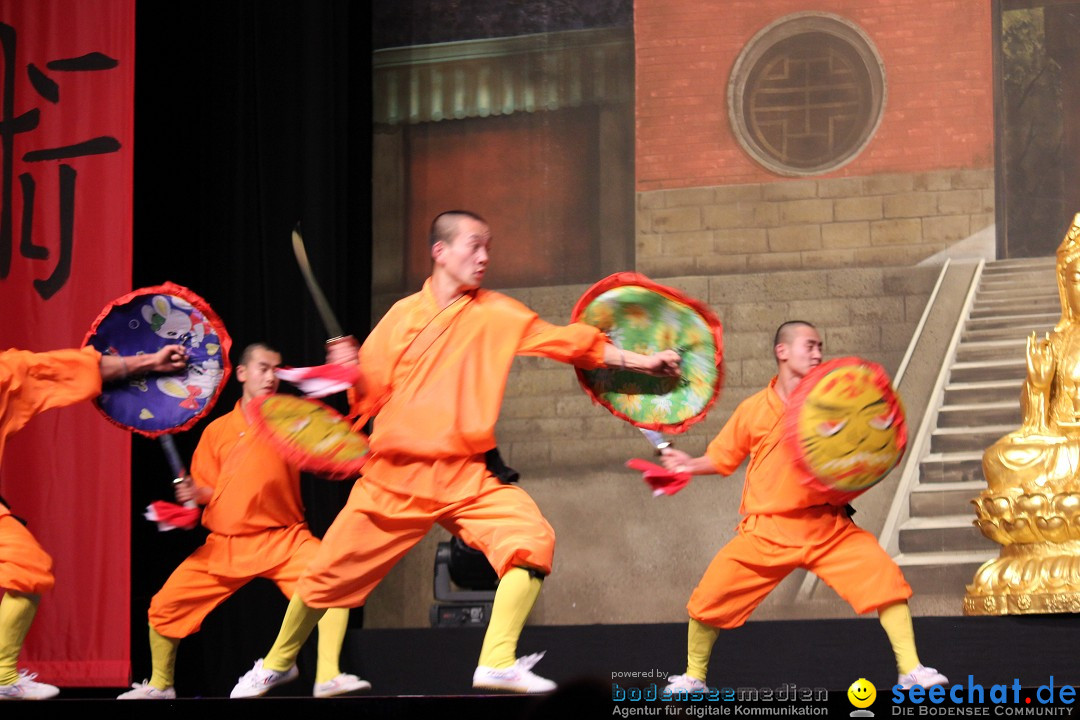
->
[275,364,359,398]
[144,500,200,531]
[625,458,692,497]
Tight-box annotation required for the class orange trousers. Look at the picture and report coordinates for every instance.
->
[148,526,321,638]
[298,460,555,609]
[688,508,912,628]
[0,515,54,595]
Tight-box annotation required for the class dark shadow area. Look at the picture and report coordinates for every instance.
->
[127,0,372,696]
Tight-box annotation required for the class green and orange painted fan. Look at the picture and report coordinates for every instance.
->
[572,272,724,434]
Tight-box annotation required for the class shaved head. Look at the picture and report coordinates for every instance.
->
[773,320,818,365]
[238,342,279,366]
[774,321,816,349]
[429,210,487,247]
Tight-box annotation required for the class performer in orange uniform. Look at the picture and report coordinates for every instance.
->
[230,210,682,697]
[659,321,948,694]
[1,343,186,701]
[120,343,367,700]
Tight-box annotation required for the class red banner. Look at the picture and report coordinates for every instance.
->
[0,0,135,686]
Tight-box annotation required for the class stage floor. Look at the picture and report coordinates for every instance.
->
[9,615,1080,717]
[339,615,1080,695]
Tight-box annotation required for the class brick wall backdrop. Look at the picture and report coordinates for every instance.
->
[635,0,994,190]
[636,169,994,276]
[633,1,995,275]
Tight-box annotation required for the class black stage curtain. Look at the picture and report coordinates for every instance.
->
[128,1,372,697]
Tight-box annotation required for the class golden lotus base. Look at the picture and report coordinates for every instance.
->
[963,589,1080,615]
[964,541,1080,615]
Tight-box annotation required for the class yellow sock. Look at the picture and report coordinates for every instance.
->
[686,618,719,683]
[314,608,350,684]
[477,567,542,669]
[148,626,180,690]
[263,594,326,673]
[878,601,921,674]
[0,592,39,686]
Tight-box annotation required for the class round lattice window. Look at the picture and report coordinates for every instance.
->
[728,13,886,176]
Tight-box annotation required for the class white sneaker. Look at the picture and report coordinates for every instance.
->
[229,658,299,698]
[898,664,948,689]
[117,680,177,699]
[0,670,59,700]
[313,672,371,698]
[472,651,556,693]
[664,674,709,695]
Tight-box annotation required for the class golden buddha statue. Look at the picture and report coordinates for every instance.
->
[965,214,1080,615]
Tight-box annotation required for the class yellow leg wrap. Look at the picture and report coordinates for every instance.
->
[477,567,542,669]
[314,608,350,684]
[148,626,180,690]
[0,592,39,686]
[878,600,921,675]
[263,593,326,673]
[686,618,719,683]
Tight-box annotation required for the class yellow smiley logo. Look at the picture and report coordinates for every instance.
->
[847,677,877,709]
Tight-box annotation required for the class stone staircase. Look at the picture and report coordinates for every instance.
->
[892,256,1059,599]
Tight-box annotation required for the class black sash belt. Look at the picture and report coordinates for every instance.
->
[485,448,520,484]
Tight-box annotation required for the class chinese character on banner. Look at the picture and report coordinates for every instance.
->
[0,0,136,689]
[0,22,123,300]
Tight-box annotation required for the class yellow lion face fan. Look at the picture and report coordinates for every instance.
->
[785,356,907,502]
[246,394,369,480]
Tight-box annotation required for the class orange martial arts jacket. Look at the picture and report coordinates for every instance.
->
[705,376,838,517]
[704,375,859,545]
[187,400,309,574]
[350,279,608,500]
[0,347,102,593]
